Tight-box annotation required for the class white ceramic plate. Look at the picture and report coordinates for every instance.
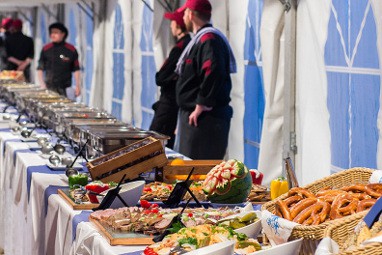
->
[250,238,303,255]
[183,241,235,255]
[98,180,145,208]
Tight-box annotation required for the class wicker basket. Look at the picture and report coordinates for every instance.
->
[261,167,374,255]
[324,215,382,255]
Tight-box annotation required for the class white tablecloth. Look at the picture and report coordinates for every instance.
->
[0,120,182,255]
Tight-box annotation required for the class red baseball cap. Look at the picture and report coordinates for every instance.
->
[1,18,12,29]
[164,9,186,29]
[178,0,212,15]
[11,19,23,30]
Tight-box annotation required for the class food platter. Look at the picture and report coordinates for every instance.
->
[89,217,156,245]
[58,189,99,210]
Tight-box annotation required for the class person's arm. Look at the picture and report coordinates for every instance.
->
[7,56,22,66]
[37,49,46,88]
[37,70,46,89]
[74,70,81,97]
[17,57,32,71]
[155,46,183,87]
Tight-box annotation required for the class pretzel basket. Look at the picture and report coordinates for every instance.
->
[261,167,374,255]
[324,216,382,255]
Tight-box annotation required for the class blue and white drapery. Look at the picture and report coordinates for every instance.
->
[261,0,382,185]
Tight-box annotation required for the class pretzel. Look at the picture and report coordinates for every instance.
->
[366,183,382,192]
[316,190,347,203]
[275,200,292,221]
[288,187,315,199]
[330,193,359,220]
[356,198,376,212]
[283,195,303,208]
[290,197,317,219]
[293,201,330,225]
[348,192,371,201]
[365,184,382,198]
[341,184,367,193]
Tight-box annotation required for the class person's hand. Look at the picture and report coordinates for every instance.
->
[188,104,212,127]
[75,86,81,97]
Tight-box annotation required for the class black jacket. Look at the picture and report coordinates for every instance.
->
[156,34,191,102]
[176,24,233,118]
[37,41,80,89]
[5,31,34,70]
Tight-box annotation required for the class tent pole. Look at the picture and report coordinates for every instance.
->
[282,0,297,176]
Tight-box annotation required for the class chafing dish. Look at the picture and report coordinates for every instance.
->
[1,84,42,105]
[54,116,118,137]
[88,130,169,156]
[72,123,133,144]
[15,90,62,110]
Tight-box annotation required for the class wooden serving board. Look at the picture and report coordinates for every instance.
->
[89,218,155,246]
[58,189,99,210]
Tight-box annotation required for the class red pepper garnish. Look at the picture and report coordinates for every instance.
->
[144,247,158,255]
[188,213,193,217]
[140,199,151,209]
[143,187,152,192]
[250,169,264,185]
[85,183,110,203]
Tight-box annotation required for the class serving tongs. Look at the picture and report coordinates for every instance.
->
[152,198,191,242]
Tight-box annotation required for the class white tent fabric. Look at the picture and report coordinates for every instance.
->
[258,1,285,185]
[260,0,382,186]
[295,0,331,184]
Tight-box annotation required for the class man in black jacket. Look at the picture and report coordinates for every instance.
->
[37,22,81,98]
[174,0,236,159]
[5,19,34,81]
[149,9,191,149]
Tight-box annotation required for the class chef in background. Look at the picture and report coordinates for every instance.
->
[37,22,81,99]
[149,9,191,149]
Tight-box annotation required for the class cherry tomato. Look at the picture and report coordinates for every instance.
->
[143,187,152,192]
[151,208,159,214]
[188,213,193,217]
[144,247,157,255]
[151,203,159,208]
[166,185,173,190]
[143,209,151,214]
[140,199,151,209]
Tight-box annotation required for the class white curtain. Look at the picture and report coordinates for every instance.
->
[258,0,285,185]
[295,0,331,184]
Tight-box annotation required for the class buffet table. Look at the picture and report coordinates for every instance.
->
[0,103,184,255]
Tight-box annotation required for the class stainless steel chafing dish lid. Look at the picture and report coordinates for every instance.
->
[90,130,170,146]
[63,118,118,125]
[79,124,135,134]
[60,112,115,119]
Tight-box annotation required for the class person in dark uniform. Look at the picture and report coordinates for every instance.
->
[5,19,34,82]
[0,18,12,70]
[149,9,191,149]
[37,22,81,98]
[174,0,237,159]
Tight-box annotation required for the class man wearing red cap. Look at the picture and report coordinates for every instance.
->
[174,0,237,159]
[5,19,34,81]
[149,9,191,149]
